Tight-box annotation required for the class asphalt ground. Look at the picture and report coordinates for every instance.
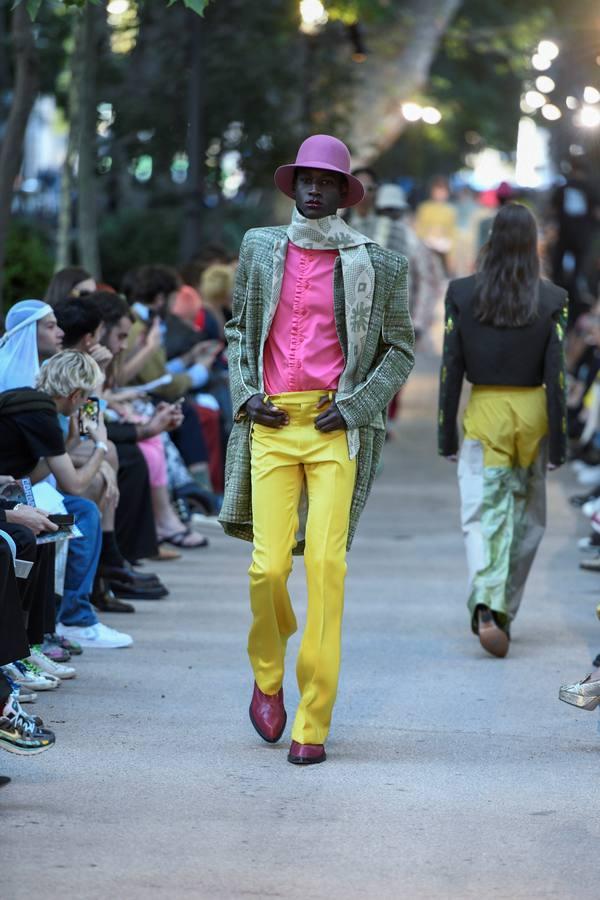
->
[2,352,600,899]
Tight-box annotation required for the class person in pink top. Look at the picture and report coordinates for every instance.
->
[221,135,414,765]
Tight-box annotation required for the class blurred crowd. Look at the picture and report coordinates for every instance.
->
[0,246,236,763]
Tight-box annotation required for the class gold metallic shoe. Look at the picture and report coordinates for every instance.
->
[558,674,600,710]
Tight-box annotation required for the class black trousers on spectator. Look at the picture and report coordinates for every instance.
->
[0,540,30,682]
[171,400,208,466]
[115,442,159,562]
[1,523,55,646]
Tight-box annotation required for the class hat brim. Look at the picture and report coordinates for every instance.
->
[274,162,365,208]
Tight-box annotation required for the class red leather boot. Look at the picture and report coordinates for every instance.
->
[249,682,287,743]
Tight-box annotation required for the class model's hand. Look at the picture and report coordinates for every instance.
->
[314,395,347,433]
[245,394,288,428]
[5,506,58,534]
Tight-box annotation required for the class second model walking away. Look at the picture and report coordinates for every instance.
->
[438,203,568,658]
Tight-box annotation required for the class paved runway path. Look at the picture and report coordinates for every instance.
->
[3,354,600,899]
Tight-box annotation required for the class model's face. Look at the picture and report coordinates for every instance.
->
[294,167,347,219]
[37,313,64,360]
[104,316,132,356]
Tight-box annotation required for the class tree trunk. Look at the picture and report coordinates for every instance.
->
[56,17,82,272]
[76,3,101,279]
[348,0,463,164]
[0,4,39,310]
[180,12,205,263]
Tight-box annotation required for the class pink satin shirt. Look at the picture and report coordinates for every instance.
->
[263,242,345,395]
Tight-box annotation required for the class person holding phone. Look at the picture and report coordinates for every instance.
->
[0,351,133,649]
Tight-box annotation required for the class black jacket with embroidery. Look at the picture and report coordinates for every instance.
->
[438,275,568,466]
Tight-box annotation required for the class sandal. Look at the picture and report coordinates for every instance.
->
[158,529,209,549]
[151,545,182,561]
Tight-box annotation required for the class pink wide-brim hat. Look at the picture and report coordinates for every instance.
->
[274,134,365,208]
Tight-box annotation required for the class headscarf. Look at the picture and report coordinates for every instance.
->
[0,299,53,391]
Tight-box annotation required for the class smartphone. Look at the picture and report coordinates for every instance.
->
[79,397,100,436]
[47,514,75,527]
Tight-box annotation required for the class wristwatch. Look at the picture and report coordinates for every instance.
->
[94,440,109,454]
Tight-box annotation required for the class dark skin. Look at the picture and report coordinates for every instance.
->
[244,167,349,432]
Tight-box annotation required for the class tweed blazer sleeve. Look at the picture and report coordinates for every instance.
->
[335,255,415,429]
[225,236,261,418]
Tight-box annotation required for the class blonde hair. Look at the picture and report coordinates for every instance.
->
[36,349,102,397]
[200,264,234,304]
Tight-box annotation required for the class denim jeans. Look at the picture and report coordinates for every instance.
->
[59,495,101,628]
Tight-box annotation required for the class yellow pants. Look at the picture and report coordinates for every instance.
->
[249,390,357,745]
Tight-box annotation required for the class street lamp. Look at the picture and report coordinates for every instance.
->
[401,102,423,122]
[524,90,545,110]
[538,40,559,61]
[578,105,600,128]
[541,104,561,121]
[299,0,328,34]
[535,76,555,93]
[584,86,600,104]
[422,106,442,125]
[531,54,551,71]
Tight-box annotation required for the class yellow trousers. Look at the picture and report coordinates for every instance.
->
[249,391,357,745]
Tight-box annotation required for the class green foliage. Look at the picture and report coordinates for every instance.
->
[98,207,182,289]
[18,0,208,20]
[3,221,54,311]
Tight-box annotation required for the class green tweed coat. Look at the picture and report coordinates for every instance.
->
[218,225,415,552]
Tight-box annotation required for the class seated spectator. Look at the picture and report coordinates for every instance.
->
[54,298,113,373]
[0,300,63,391]
[123,265,217,494]
[44,267,97,307]
[0,351,132,649]
[198,264,234,337]
[53,297,169,598]
[90,291,208,549]
[0,534,56,756]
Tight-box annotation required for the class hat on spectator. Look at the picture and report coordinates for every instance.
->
[375,184,409,211]
[274,135,365,208]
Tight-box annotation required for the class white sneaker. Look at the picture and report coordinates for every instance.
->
[27,649,76,680]
[56,622,133,649]
[3,662,59,691]
[578,536,600,553]
[582,497,600,518]
[577,466,600,487]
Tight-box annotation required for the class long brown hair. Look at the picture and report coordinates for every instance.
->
[474,202,540,327]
